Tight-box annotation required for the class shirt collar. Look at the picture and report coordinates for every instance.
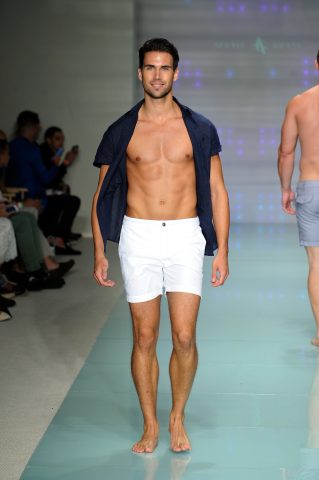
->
[125,96,192,121]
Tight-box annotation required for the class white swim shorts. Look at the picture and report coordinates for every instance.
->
[118,216,206,303]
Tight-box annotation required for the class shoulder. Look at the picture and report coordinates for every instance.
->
[286,86,317,112]
[9,137,20,148]
[9,137,27,154]
[283,95,302,120]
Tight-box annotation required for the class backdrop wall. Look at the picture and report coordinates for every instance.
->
[0,0,134,235]
[1,1,318,231]
[136,0,319,223]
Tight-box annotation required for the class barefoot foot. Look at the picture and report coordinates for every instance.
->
[311,337,319,347]
[132,425,159,454]
[169,415,191,453]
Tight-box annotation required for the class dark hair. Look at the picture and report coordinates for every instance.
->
[317,49,319,64]
[44,126,62,140]
[139,38,179,70]
[0,139,8,155]
[16,110,40,133]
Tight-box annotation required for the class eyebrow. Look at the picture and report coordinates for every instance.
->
[143,64,173,68]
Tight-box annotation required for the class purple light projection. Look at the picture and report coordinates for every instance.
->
[175,60,203,90]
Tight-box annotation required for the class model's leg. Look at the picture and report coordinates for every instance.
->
[130,296,161,453]
[305,247,319,346]
[167,292,200,452]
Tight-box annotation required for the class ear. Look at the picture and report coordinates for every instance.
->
[138,68,143,81]
[173,67,179,82]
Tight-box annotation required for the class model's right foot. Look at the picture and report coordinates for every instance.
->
[311,337,319,347]
[132,424,159,453]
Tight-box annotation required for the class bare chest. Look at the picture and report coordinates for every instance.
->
[127,119,193,165]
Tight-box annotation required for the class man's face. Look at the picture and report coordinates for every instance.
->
[138,51,179,100]
[48,131,64,150]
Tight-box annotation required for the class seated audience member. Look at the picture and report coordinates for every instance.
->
[0,214,18,321]
[0,138,71,290]
[40,126,82,241]
[1,134,75,273]
[6,111,81,255]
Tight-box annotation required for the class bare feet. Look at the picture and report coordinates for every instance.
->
[132,424,159,454]
[169,414,191,453]
[311,337,319,347]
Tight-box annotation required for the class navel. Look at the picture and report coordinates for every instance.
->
[135,156,141,162]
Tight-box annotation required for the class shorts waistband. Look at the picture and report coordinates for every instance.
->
[297,180,319,190]
[123,216,199,226]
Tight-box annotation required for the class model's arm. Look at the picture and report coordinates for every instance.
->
[91,165,115,287]
[278,98,299,214]
[210,154,230,287]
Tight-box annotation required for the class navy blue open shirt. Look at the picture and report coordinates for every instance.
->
[93,97,222,256]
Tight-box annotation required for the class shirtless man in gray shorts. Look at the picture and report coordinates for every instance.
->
[92,38,230,453]
[278,49,319,347]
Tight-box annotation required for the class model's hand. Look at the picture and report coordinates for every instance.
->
[211,251,229,287]
[93,256,115,287]
[281,189,296,215]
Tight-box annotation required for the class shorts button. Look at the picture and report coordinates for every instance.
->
[162,222,166,226]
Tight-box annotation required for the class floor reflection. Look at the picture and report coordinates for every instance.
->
[297,353,319,479]
[140,453,191,480]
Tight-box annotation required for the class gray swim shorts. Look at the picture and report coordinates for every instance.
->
[296,181,319,247]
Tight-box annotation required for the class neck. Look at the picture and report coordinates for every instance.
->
[141,92,179,122]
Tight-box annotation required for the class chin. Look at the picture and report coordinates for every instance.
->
[145,88,171,100]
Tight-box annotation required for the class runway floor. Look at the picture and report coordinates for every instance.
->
[20,224,319,480]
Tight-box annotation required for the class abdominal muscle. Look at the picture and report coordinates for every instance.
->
[125,159,197,220]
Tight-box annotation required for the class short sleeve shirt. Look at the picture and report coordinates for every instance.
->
[94,97,222,256]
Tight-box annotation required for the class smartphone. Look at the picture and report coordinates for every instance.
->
[71,145,79,153]
[55,147,64,157]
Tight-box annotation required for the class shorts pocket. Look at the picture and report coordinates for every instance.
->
[296,194,313,205]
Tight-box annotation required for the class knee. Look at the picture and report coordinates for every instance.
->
[172,331,195,353]
[134,328,158,352]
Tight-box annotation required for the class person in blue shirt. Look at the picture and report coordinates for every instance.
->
[92,38,230,454]
[6,111,81,255]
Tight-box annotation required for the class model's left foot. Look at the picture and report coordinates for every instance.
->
[311,337,319,347]
[169,414,191,452]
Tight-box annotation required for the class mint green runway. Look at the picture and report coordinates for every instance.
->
[21,225,319,480]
